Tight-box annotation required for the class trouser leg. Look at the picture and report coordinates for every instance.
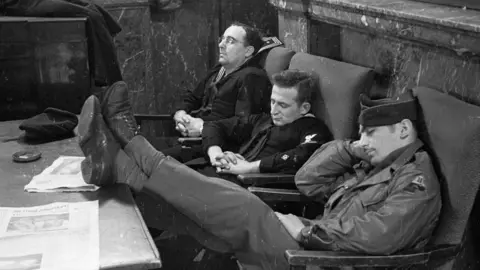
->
[124,136,301,270]
[161,144,204,163]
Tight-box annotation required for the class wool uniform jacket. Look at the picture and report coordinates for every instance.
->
[202,113,332,174]
[177,62,271,121]
[295,139,442,254]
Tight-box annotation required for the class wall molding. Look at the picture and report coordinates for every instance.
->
[270,0,480,56]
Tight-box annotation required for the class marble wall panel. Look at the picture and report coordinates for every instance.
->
[93,1,157,138]
[310,21,480,102]
[278,11,309,53]
[220,0,278,37]
[108,6,154,114]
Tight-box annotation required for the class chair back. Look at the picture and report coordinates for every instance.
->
[415,86,480,247]
[289,53,374,139]
[252,42,295,114]
[257,46,296,81]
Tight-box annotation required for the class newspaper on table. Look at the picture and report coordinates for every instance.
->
[0,201,99,270]
[25,156,99,193]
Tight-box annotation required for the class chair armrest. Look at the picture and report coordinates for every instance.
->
[285,244,460,268]
[134,114,172,125]
[237,173,295,185]
[248,187,311,202]
[178,137,202,146]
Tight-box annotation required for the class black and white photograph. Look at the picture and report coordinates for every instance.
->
[1,0,479,269]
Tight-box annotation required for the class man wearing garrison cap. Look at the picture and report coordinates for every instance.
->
[76,89,441,269]
[293,89,442,255]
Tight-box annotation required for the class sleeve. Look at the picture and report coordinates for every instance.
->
[176,75,210,114]
[294,140,360,201]
[300,169,442,254]
[258,120,332,175]
[202,114,261,154]
[234,72,272,118]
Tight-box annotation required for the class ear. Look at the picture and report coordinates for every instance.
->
[300,102,311,115]
[399,119,414,139]
[245,45,255,58]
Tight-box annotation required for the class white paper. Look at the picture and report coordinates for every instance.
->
[25,156,99,193]
[0,201,99,270]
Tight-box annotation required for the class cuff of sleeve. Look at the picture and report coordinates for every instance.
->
[258,157,275,173]
[174,108,188,117]
[299,225,338,251]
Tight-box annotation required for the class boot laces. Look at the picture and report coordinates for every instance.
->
[121,114,139,135]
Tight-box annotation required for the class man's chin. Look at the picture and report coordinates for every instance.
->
[272,119,285,126]
[369,156,382,166]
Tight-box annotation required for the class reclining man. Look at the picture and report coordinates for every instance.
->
[163,22,272,162]
[193,69,331,183]
[78,87,441,270]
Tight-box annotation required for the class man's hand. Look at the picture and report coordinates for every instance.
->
[275,212,305,241]
[350,140,370,161]
[184,117,204,137]
[218,159,259,175]
[222,151,245,165]
[207,146,229,169]
[174,110,191,136]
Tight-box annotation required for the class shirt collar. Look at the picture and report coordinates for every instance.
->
[366,139,424,176]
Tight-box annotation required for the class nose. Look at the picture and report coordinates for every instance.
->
[218,38,226,48]
[358,134,369,148]
[270,103,279,115]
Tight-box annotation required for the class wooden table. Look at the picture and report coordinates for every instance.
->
[0,120,161,270]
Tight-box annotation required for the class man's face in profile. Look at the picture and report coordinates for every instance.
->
[358,124,401,165]
[218,25,252,69]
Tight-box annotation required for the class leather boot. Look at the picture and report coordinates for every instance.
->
[100,81,140,147]
[78,95,120,186]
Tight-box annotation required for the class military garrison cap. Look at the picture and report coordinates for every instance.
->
[19,107,78,142]
[359,89,417,127]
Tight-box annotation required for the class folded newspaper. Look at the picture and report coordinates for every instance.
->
[24,156,99,193]
[0,201,99,270]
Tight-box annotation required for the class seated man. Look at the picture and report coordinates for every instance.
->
[163,22,272,162]
[196,69,331,182]
[78,87,441,270]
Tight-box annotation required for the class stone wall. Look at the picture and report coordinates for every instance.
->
[272,0,480,100]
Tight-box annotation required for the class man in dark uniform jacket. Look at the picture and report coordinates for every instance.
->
[197,69,331,182]
[163,22,272,162]
[77,75,440,269]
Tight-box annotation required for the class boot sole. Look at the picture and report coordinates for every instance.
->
[77,96,118,186]
[78,96,99,148]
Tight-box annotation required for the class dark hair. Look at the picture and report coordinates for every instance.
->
[271,69,319,105]
[230,22,264,54]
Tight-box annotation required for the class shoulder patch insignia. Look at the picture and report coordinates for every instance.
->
[405,175,426,193]
[412,175,426,189]
[303,134,317,143]
[281,154,289,160]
